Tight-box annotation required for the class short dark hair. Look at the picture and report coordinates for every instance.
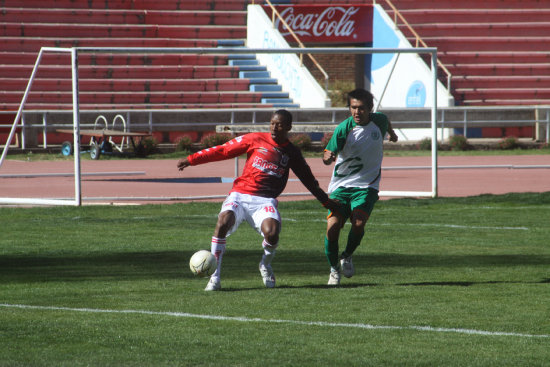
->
[273,109,293,125]
[347,88,374,111]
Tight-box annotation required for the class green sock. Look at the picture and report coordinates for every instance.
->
[344,229,364,256]
[324,237,339,268]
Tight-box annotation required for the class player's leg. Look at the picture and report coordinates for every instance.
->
[205,193,242,291]
[250,197,280,288]
[340,188,379,278]
[258,217,279,288]
[324,188,350,285]
[326,214,344,285]
[260,217,279,269]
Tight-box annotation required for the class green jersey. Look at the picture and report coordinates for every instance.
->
[325,112,389,193]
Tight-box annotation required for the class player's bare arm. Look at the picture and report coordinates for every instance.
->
[323,149,336,165]
[388,120,398,142]
[177,158,190,171]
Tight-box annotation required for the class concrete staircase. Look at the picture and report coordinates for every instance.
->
[378,0,550,107]
[0,0,297,113]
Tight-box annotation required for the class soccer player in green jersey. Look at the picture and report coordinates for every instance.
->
[322,88,398,285]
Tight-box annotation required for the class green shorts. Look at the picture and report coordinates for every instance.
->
[328,186,379,220]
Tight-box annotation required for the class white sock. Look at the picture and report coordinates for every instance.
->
[260,239,277,268]
[211,236,226,279]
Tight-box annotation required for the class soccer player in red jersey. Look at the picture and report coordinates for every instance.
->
[177,109,339,291]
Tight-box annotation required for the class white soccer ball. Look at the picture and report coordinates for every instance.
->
[189,250,217,277]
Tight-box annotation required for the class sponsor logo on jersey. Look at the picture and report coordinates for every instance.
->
[334,157,363,177]
[252,156,285,178]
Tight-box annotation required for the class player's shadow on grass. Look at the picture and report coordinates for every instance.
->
[1,250,549,287]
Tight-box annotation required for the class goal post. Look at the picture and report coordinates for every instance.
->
[0,47,81,206]
[0,46,438,206]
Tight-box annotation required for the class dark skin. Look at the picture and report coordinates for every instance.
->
[177,113,339,244]
[322,97,398,241]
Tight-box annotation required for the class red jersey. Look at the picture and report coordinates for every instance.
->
[187,132,329,204]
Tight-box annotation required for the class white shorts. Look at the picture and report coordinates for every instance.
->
[220,192,281,237]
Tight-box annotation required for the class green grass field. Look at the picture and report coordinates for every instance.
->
[1,193,549,366]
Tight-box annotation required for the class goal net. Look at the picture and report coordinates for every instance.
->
[0,46,439,206]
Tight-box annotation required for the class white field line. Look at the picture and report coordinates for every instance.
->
[1,303,547,339]
[281,217,529,231]
[383,223,529,231]
[125,214,529,231]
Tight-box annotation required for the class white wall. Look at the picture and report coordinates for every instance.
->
[247,5,330,108]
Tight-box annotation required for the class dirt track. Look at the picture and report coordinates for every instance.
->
[1,154,549,205]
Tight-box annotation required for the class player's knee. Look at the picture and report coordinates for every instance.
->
[263,231,279,245]
[350,209,369,228]
[326,213,344,240]
[261,218,280,244]
[214,211,236,237]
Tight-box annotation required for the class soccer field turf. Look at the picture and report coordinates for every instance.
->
[1,193,549,366]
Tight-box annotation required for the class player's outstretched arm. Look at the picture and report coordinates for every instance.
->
[177,158,190,171]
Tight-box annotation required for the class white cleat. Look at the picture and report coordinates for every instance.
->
[328,270,341,286]
[340,256,355,278]
[205,277,221,291]
[259,263,276,288]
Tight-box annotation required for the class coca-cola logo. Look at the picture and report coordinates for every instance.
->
[275,6,359,39]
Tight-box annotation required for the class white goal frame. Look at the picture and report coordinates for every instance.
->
[0,46,438,206]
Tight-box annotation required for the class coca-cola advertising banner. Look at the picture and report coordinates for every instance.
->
[262,4,373,44]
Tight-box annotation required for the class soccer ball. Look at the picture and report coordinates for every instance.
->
[189,250,217,277]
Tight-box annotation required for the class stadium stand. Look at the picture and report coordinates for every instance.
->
[377,0,550,107]
[0,0,298,113]
[1,0,546,144]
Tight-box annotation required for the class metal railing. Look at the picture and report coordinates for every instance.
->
[3,106,548,150]
[253,0,330,91]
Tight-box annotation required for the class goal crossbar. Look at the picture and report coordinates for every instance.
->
[0,46,438,206]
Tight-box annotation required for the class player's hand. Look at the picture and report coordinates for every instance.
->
[389,129,398,142]
[323,198,341,215]
[177,158,190,171]
[323,150,336,165]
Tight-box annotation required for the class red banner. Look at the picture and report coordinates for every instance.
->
[262,4,373,44]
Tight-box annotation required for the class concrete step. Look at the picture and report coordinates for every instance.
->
[0,65,242,79]
[229,59,260,67]
[0,37,220,52]
[0,0,251,11]
[445,63,550,77]
[452,76,550,89]
[0,78,252,92]
[441,51,550,65]
[239,71,271,79]
[0,52,232,67]
[0,23,246,39]
[0,8,246,25]
[1,90,267,105]
[397,9,550,23]
[384,0,548,10]
[250,84,282,92]
[407,22,550,37]
[416,36,550,52]
[0,102,275,111]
